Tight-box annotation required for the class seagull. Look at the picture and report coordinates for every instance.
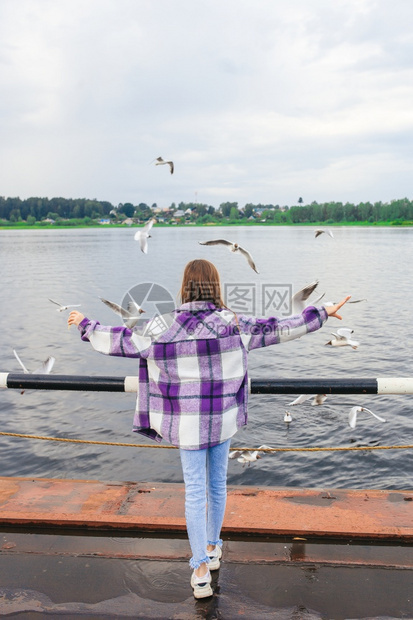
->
[100,297,145,328]
[199,239,259,273]
[324,299,367,306]
[288,394,327,406]
[134,218,155,254]
[229,445,272,466]
[13,349,55,394]
[290,281,323,314]
[325,328,359,349]
[48,299,81,312]
[155,156,174,174]
[284,411,293,422]
[315,229,334,238]
[348,406,386,429]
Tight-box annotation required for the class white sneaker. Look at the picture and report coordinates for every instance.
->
[207,545,222,571]
[190,569,212,599]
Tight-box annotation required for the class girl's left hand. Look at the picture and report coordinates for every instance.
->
[68,310,85,327]
[325,295,351,320]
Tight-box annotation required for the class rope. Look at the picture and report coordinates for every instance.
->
[0,431,412,452]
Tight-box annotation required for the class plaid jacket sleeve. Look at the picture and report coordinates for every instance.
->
[77,318,152,358]
[238,306,328,351]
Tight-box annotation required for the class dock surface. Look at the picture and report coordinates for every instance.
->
[0,476,412,540]
[1,477,413,618]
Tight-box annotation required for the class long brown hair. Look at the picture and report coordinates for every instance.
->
[180,259,225,307]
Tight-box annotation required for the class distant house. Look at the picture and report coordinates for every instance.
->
[43,218,55,224]
[123,218,133,226]
[253,207,266,215]
[99,219,111,225]
[173,209,185,218]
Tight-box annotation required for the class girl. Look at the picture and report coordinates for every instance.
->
[68,259,349,599]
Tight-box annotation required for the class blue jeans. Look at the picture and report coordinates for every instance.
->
[179,439,231,569]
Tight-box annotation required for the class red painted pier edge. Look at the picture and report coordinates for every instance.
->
[0,477,412,541]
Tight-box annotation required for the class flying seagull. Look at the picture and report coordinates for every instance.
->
[325,327,359,349]
[100,297,145,328]
[13,349,55,394]
[49,299,81,312]
[134,218,156,254]
[315,229,334,238]
[155,156,174,174]
[348,406,386,429]
[290,280,324,314]
[324,299,367,306]
[229,445,272,466]
[288,394,327,406]
[199,239,259,273]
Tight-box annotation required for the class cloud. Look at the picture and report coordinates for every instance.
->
[1,0,413,207]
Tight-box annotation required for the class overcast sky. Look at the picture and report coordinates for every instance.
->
[1,0,413,209]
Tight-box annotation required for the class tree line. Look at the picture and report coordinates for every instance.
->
[287,198,413,224]
[1,195,413,225]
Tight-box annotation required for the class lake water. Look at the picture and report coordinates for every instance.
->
[1,225,412,490]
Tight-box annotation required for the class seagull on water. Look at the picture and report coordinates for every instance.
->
[315,229,334,238]
[290,280,325,315]
[13,349,55,394]
[155,156,174,174]
[134,218,156,254]
[100,297,145,328]
[288,394,327,406]
[229,445,272,466]
[284,411,293,422]
[199,239,259,273]
[49,299,81,312]
[325,328,359,349]
[348,406,386,429]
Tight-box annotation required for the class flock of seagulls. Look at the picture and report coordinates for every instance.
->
[283,395,386,429]
[229,398,387,467]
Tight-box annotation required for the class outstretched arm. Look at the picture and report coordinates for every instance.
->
[239,295,351,351]
[67,311,151,358]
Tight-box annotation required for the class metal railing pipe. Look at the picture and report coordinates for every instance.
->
[1,373,413,394]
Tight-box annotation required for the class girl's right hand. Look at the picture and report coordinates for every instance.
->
[68,310,85,327]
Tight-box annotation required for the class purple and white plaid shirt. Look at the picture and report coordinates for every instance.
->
[78,302,328,450]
